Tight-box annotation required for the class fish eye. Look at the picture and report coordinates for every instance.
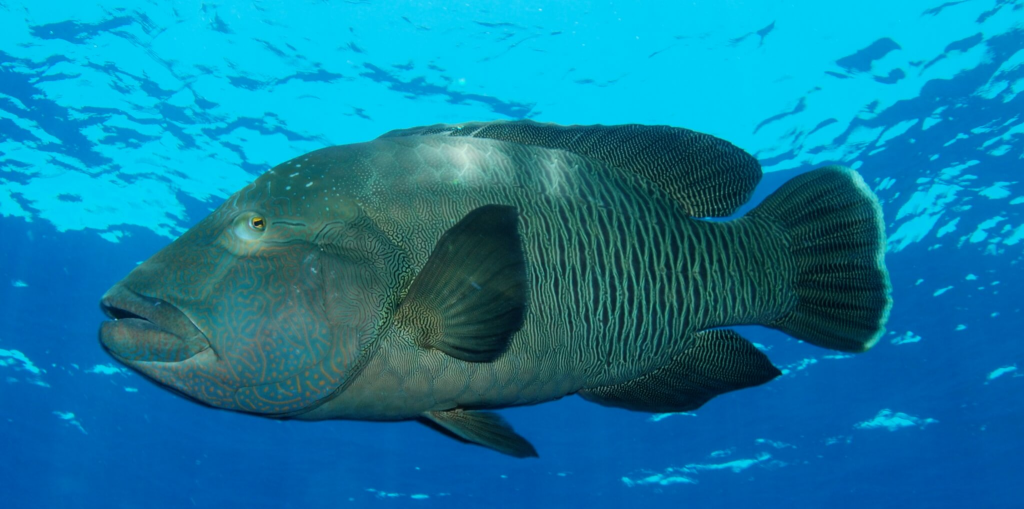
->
[229,212,268,244]
[249,216,266,231]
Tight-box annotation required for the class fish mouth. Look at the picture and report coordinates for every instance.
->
[99,285,212,364]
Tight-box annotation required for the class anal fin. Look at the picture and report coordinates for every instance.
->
[579,329,781,413]
[422,409,538,458]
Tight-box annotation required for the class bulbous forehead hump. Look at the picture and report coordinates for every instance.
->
[235,143,375,221]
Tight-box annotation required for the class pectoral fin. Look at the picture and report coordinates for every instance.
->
[579,329,781,412]
[422,409,538,458]
[395,205,528,362]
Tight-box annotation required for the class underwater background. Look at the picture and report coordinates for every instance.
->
[1,1,1022,507]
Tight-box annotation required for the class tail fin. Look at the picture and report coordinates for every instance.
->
[748,166,892,353]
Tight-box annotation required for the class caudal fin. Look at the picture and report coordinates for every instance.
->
[748,166,892,353]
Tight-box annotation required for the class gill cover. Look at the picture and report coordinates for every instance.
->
[109,167,404,416]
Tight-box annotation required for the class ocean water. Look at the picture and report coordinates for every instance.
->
[1,1,1022,507]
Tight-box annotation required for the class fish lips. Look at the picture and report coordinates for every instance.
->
[99,285,211,364]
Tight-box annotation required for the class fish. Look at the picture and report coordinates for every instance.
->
[99,121,892,458]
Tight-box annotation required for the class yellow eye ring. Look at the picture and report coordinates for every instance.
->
[249,215,267,231]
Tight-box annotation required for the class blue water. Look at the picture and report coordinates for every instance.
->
[1,1,1022,507]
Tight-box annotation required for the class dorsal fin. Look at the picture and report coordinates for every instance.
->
[379,120,763,217]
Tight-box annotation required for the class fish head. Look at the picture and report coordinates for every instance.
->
[99,149,404,416]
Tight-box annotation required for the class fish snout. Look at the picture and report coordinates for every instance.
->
[99,285,211,363]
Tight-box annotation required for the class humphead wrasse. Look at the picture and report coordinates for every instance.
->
[99,121,891,457]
